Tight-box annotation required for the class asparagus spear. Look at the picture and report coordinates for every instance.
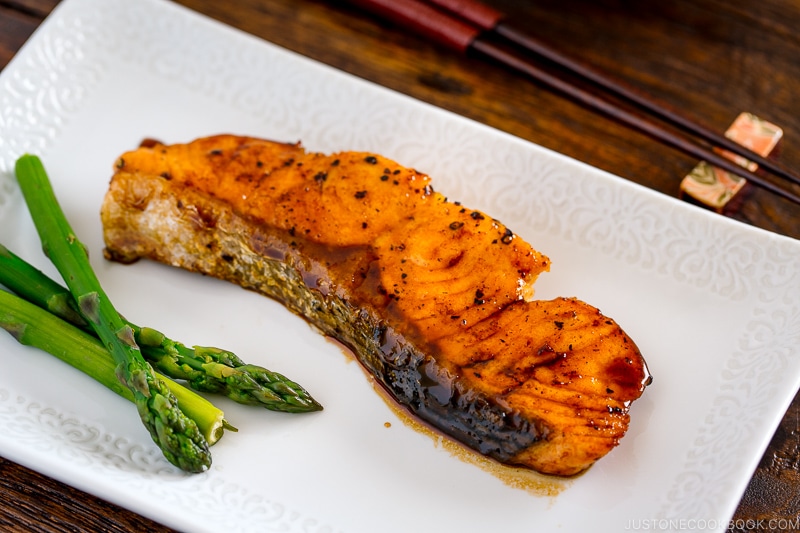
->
[14,154,210,473]
[0,289,233,445]
[0,243,322,413]
[140,335,323,413]
[0,244,87,327]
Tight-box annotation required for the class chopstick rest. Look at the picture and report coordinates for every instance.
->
[680,112,783,212]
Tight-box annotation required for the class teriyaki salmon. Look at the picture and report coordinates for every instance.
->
[101,135,651,476]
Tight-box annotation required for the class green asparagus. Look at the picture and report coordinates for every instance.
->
[15,154,210,473]
[141,336,324,413]
[0,289,233,445]
[0,243,322,413]
[0,244,87,327]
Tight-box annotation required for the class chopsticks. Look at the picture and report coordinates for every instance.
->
[347,0,800,206]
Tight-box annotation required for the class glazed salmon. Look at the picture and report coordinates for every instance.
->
[101,134,651,476]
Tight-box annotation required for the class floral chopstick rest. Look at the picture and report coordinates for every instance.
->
[679,112,783,212]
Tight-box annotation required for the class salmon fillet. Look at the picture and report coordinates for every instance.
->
[100,134,651,476]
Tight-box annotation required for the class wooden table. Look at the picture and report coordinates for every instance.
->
[2,0,799,530]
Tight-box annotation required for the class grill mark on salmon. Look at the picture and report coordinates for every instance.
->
[101,135,651,476]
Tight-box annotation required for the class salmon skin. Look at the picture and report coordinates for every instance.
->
[101,135,651,476]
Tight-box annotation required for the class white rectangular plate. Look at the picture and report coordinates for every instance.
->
[1,1,799,531]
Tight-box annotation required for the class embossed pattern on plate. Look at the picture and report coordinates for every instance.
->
[0,0,799,532]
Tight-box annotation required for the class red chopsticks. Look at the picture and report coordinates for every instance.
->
[347,0,800,206]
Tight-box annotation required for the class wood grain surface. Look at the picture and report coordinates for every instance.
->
[1,0,799,530]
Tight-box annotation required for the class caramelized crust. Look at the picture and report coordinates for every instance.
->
[101,135,651,476]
